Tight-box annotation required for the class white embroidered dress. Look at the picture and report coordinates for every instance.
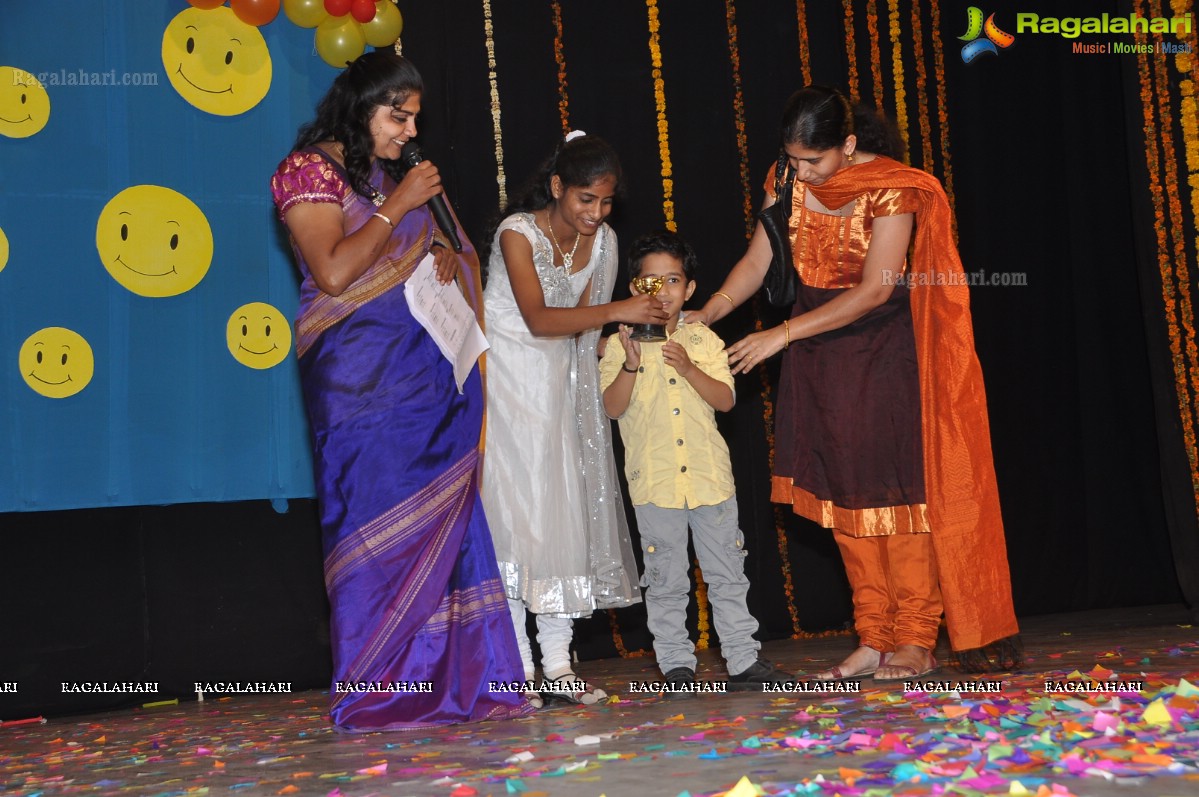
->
[482,213,640,617]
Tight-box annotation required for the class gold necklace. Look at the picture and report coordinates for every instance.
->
[546,215,581,270]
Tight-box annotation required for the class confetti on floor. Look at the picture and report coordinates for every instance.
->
[1,611,1197,797]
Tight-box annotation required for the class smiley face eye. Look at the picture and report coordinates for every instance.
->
[20,93,26,105]
[121,224,128,241]
[170,234,179,250]
[36,350,42,364]
[265,324,271,336]
[61,353,68,366]
[242,324,248,336]
[225,51,233,65]
[187,37,195,54]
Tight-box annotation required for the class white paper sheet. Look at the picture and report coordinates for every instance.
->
[403,253,489,393]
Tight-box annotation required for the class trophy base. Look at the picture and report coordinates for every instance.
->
[630,324,667,342]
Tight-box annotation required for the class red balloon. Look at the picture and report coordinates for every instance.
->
[350,0,376,23]
[187,0,227,8]
[231,0,280,26]
[324,0,352,17]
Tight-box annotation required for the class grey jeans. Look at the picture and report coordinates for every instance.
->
[635,496,761,676]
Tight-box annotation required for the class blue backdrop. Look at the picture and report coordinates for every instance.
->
[0,3,344,511]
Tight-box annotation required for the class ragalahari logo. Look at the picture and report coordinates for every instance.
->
[959,7,1016,62]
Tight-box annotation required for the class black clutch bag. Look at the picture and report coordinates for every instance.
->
[757,162,798,308]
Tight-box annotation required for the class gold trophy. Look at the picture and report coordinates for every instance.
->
[630,275,667,342]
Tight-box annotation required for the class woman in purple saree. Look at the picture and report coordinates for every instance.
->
[270,51,530,731]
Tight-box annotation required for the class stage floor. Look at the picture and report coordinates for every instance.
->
[3,605,1198,797]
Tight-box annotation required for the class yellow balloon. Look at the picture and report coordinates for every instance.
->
[162,6,272,116]
[226,302,292,369]
[19,327,95,399]
[362,1,403,47]
[315,14,367,68]
[283,0,327,28]
[0,66,51,138]
[96,185,213,298]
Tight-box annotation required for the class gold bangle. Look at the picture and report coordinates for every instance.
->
[714,291,735,308]
[371,211,394,229]
[783,318,790,349]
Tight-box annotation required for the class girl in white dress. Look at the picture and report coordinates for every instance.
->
[483,133,668,704]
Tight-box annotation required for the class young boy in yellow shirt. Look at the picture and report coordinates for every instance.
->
[600,231,795,694]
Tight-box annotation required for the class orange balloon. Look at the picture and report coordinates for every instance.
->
[231,0,280,26]
[188,0,227,8]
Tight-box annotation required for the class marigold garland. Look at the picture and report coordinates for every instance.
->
[1151,0,1199,413]
[1149,0,1199,504]
[1136,0,1199,516]
[644,0,694,641]
[886,0,909,164]
[1179,0,1199,89]
[726,0,803,636]
[646,0,676,232]
[608,608,649,658]
[865,0,885,111]
[1171,0,1199,266]
[928,0,957,218]
[482,0,507,209]
[771,506,804,637]
[755,303,804,636]
[796,0,812,85]
[693,557,711,650]
[909,0,935,171]
[725,0,753,238]
[551,0,570,136]
[842,0,859,103]
[1180,76,1199,269]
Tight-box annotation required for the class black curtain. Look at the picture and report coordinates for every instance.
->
[0,501,330,718]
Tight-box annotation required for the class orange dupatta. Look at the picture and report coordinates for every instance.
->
[807,156,1019,652]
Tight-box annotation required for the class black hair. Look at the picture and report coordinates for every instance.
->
[779,85,906,160]
[626,230,698,283]
[293,49,423,201]
[500,134,623,217]
[481,134,623,279]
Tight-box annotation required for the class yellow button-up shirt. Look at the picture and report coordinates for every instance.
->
[599,319,736,509]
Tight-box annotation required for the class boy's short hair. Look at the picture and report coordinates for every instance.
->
[627,230,698,282]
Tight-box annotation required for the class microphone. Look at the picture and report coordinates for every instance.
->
[399,141,463,253]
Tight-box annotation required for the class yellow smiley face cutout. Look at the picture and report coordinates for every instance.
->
[227,302,292,369]
[96,185,213,298]
[162,6,272,116]
[19,327,95,399]
[0,224,8,274]
[0,66,51,138]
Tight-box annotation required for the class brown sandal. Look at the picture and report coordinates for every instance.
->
[873,648,939,682]
[813,646,888,682]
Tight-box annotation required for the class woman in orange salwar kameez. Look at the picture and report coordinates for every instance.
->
[692,86,1021,681]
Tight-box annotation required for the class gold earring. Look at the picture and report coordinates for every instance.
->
[847,151,856,164]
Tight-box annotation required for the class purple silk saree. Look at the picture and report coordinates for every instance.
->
[272,150,530,731]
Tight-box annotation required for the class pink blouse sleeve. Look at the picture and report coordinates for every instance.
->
[270,151,348,220]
